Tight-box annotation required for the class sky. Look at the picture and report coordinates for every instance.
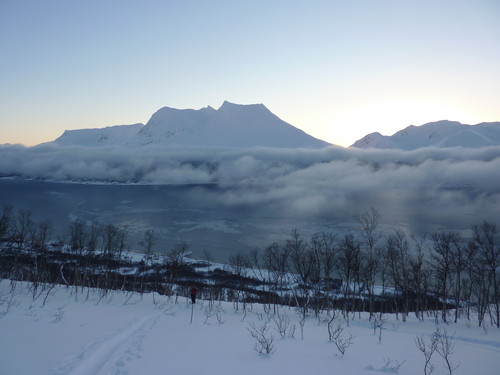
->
[1,0,500,147]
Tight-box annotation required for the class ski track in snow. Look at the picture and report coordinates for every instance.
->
[49,313,161,375]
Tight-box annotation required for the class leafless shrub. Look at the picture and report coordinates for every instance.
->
[52,305,65,323]
[373,314,386,343]
[202,304,225,325]
[416,328,460,375]
[435,329,460,375]
[287,323,296,339]
[0,279,19,317]
[204,305,215,325]
[274,311,291,338]
[298,312,306,340]
[327,310,342,341]
[328,320,354,355]
[247,322,276,355]
[383,357,406,373]
[216,312,225,325]
[415,333,438,375]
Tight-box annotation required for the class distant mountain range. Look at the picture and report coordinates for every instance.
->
[45,104,500,150]
[351,120,500,150]
[48,101,330,149]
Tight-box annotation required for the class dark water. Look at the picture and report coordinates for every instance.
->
[1,178,490,261]
[0,179,335,261]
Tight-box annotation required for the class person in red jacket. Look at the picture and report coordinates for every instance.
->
[190,287,198,304]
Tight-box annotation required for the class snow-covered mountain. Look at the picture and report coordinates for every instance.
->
[48,101,330,149]
[52,123,144,147]
[351,120,500,150]
[134,101,330,148]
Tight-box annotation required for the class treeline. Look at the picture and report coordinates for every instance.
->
[258,208,499,327]
[0,205,499,327]
[242,209,499,328]
[0,205,274,305]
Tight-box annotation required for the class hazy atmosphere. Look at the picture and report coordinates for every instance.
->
[1,0,500,147]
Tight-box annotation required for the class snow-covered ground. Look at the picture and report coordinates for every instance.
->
[1,280,499,375]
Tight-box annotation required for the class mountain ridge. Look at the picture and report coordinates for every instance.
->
[351,120,500,150]
[50,123,144,147]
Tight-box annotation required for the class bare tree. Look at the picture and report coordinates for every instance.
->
[327,309,341,341]
[86,221,101,256]
[451,238,467,323]
[13,209,33,248]
[29,220,52,253]
[0,205,13,243]
[337,234,362,321]
[164,242,190,295]
[415,333,438,375]
[410,235,431,321]
[101,223,128,263]
[139,229,157,265]
[384,231,412,321]
[202,249,214,263]
[317,232,337,312]
[229,251,250,278]
[373,314,386,343]
[308,234,325,316]
[288,230,316,320]
[357,208,383,319]
[435,329,460,375]
[463,241,478,322]
[263,242,290,312]
[472,222,499,327]
[431,232,461,323]
[229,251,250,311]
[69,218,88,256]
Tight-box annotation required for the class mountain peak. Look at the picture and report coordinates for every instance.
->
[218,101,268,113]
[133,101,329,148]
[46,102,331,149]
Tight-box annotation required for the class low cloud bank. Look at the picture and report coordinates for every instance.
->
[1,144,499,232]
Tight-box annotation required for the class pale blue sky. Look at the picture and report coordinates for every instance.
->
[1,0,499,147]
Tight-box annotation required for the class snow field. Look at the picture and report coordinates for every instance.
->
[1,280,499,375]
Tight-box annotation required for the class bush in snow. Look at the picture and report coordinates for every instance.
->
[247,322,276,355]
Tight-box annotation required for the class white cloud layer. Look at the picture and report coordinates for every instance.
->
[1,144,499,232]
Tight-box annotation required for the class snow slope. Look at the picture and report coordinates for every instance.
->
[45,102,330,149]
[351,120,500,150]
[1,280,499,375]
[50,124,144,147]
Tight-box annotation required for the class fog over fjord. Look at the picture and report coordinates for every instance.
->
[1,144,499,258]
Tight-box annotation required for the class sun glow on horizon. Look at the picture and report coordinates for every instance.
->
[1,1,499,148]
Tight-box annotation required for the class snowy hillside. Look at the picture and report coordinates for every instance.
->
[1,281,499,375]
[50,123,144,147]
[46,102,330,149]
[351,120,500,149]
